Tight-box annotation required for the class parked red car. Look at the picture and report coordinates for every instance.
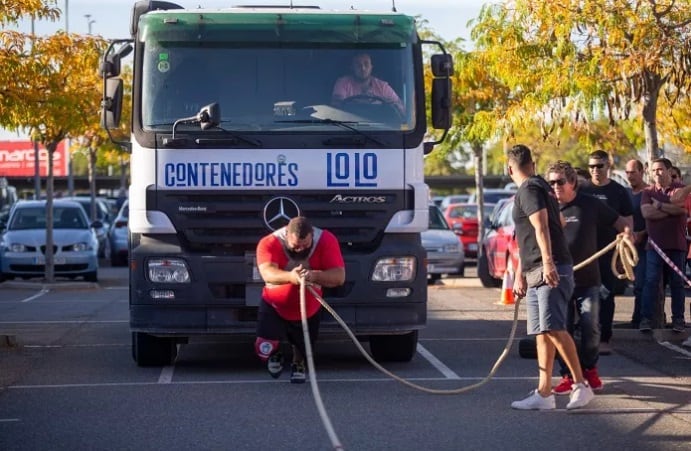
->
[477,197,519,288]
[443,203,494,259]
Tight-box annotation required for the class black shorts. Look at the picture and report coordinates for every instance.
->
[256,299,321,355]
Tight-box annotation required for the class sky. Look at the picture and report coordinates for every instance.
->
[2,0,488,140]
[16,0,487,43]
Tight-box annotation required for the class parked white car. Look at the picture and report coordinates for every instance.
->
[0,200,100,282]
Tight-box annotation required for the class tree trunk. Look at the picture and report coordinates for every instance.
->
[473,142,485,245]
[45,142,57,283]
[89,145,97,221]
[641,70,662,165]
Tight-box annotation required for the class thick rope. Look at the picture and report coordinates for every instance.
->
[298,231,638,449]
[299,280,344,451]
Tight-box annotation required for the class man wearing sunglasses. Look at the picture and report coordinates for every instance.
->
[580,150,633,355]
[546,161,631,396]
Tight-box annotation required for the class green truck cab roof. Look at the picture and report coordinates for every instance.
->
[138,8,417,44]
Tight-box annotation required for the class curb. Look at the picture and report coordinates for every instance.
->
[1,281,100,291]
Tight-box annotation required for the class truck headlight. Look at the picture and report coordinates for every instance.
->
[372,257,416,282]
[147,258,191,283]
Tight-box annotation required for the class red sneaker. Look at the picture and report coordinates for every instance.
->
[552,375,574,395]
[584,367,603,391]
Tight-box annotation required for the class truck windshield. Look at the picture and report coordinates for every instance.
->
[141,44,416,132]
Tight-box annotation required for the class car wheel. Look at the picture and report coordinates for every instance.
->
[369,331,418,362]
[427,274,441,285]
[132,332,177,366]
[84,271,98,282]
[478,250,501,288]
[458,263,465,278]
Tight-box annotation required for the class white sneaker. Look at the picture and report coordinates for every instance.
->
[682,336,691,348]
[511,390,556,410]
[567,383,594,410]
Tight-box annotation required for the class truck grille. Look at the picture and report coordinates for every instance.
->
[152,189,410,254]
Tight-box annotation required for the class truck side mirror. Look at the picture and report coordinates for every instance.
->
[101,78,124,129]
[431,78,452,130]
[429,53,453,130]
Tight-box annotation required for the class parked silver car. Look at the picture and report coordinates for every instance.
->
[61,196,113,258]
[422,205,465,284]
[0,200,100,281]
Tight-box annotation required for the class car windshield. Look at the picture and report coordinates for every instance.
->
[428,206,450,230]
[10,207,88,230]
[485,191,515,204]
[449,205,477,219]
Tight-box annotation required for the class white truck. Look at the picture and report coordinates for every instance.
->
[101,1,453,366]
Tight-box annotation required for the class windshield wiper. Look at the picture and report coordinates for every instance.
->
[276,119,386,147]
[196,130,262,148]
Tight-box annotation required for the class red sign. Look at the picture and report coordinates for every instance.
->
[0,140,68,177]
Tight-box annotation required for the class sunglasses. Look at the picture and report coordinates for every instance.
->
[548,179,567,186]
[588,163,605,169]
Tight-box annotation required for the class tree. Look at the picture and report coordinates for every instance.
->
[1,4,105,282]
[472,0,691,164]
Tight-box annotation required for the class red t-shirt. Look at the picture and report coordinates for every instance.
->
[256,228,344,321]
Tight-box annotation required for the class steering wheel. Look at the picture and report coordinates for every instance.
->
[341,94,389,105]
[341,95,404,120]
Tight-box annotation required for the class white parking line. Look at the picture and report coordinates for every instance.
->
[157,345,181,383]
[416,343,460,379]
[20,288,50,303]
[158,365,175,384]
[0,419,20,423]
[658,341,691,358]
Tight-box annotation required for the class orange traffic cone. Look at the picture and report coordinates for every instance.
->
[498,258,515,305]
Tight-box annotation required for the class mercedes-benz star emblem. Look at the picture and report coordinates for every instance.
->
[263,197,300,231]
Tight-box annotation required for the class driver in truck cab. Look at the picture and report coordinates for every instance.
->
[331,53,404,114]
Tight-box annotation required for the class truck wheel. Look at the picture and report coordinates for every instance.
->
[369,330,418,362]
[477,251,500,288]
[427,274,441,285]
[518,336,537,359]
[132,332,177,366]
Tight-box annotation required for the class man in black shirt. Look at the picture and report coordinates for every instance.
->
[508,145,594,411]
[580,150,633,354]
[546,161,630,396]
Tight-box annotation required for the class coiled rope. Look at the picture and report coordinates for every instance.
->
[298,230,638,450]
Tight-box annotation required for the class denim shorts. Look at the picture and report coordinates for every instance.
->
[525,264,574,335]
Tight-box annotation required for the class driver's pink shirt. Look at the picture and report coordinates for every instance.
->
[331,75,404,113]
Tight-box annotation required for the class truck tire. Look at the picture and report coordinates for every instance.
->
[427,274,441,285]
[518,336,537,359]
[477,250,501,288]
[369,330,418,362]
[132,332,177,366]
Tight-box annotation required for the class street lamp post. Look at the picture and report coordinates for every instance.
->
[85,14,95,35]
